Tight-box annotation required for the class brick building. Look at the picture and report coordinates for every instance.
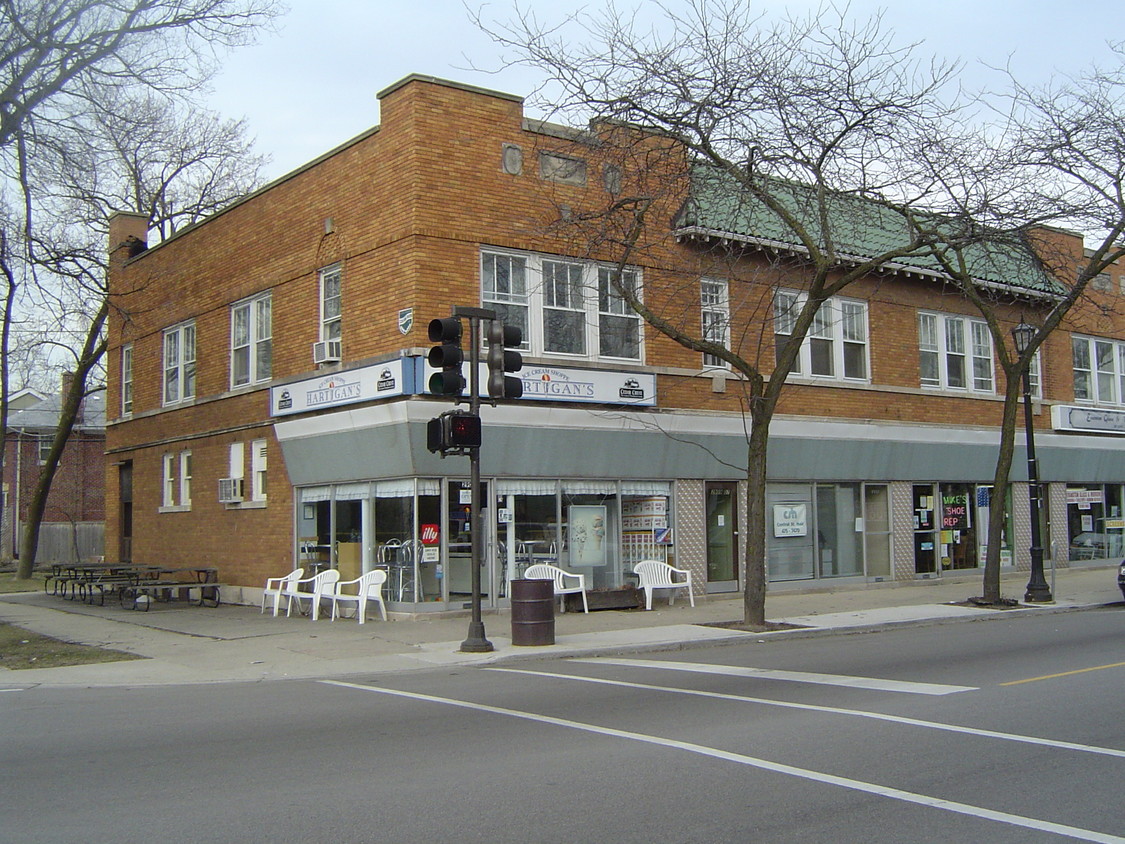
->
[3,382,106,562]
[104,75,1125,611]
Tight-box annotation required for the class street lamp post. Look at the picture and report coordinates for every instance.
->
[1012,322,1053,603]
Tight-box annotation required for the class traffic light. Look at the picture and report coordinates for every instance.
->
[427,411,481,454]
[428,317,464,396]
[487,319,523,399]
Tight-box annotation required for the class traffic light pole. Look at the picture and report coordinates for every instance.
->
[453,306,495,653]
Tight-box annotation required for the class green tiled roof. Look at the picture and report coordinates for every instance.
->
[674,165,1061,297]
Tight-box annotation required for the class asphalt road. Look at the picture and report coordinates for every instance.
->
[3,605,1123,843]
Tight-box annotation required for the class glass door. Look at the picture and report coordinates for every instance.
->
[706,482,738,592]
[446,480,494,606]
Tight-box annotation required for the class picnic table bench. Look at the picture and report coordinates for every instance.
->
[118,580,224,610]
[45,563,220,608]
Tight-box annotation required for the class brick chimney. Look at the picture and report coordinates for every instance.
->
[107,211,149,260]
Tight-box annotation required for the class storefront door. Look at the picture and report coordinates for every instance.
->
[706,482,739,592]
[446,480,494,607]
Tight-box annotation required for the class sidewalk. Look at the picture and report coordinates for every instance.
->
[0,565,1119,688]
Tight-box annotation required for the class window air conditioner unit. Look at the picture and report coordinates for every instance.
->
[218,477,244,503]
[312,339,341,364]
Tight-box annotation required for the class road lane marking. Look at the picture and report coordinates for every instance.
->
[571,657,976,695]
[490,668,1125,759]
[1001,661,1125,686]
[320,679,1125,844]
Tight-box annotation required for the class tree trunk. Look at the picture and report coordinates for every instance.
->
[742,417,770,627]
[16,302,106,579]
[981,383,1024,602]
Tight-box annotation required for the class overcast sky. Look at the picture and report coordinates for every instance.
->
[204,1,1123,181]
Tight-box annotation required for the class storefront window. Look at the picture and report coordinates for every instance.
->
[496,480,559,596]
[767,483,815,581]
[563,481,620,588]
[816,483,863,577]
[1067,484,1123,561]
[374,480,417,602]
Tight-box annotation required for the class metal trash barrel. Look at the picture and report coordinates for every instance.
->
[510,578,555,646]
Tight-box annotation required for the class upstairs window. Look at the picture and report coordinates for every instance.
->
[543,260,586,354]
[700,278,730,369]
[918,312,993,393]
[598,267,641,360]
[774,291,869,382]
[320,265,342,342]
[121,343,133,415]
[1073,334,1125,405]
[231,293,272,387]
[163,321,196,405]
[482,249,643,363]
[482,252,529,350]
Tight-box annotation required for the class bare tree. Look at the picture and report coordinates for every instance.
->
[0,0,279,150]
[1,0,280,577]
[900,46,1125,604]
[479,1,968,625]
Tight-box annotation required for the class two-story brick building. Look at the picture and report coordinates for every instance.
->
[103,75,1125,612]
[3,381,106,562]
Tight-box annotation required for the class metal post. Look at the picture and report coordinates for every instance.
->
[1021,367,1053,603]
[456,308,494,652]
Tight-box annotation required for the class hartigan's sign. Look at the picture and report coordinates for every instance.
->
[1052,404,1125,435]
[271,360,406,417]
[421,361,657,406]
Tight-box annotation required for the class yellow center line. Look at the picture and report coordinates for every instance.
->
[1001,661,1125,686]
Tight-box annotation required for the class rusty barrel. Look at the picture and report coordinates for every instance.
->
[510,578,555,646]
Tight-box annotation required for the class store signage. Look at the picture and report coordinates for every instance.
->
[1052,404,1125,434]
[773,504,807,537]
[1066,488,1103,506]
[420,360,656,406]
[941,493,970,529]
[420,524,440,545]
[270,360,407,416]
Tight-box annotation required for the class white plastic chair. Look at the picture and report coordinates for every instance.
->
[331,569,388,624]
[283,569,340,620]
[262,567,304,616]
[633,560,694,610]
[524,563,589,613]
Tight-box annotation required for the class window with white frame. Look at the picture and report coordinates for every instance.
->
[481,249,642,362]
[231,293,272,387]
[37,435,52,465]
[320,265,342,342]
[1022,349,1043,399]
[1072,334,1125,405]
[162,453,176,507]
[918,312,993,393]
[161,449,191,511]
[482,252,530,349]
[542,260,586,354]
[700,278,730,368]
[162,321,196,405]
[598,267,641,359]
[774,291,869,381]
[251,439,267,502]
[121,343,133,415]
